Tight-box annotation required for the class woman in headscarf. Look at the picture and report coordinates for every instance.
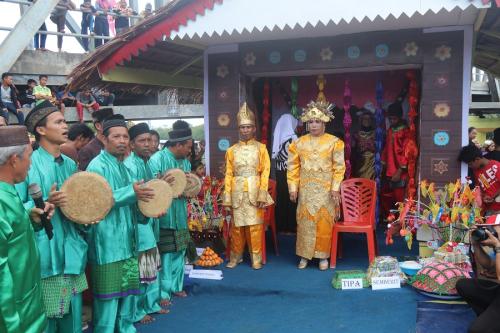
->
[272,113,298,233]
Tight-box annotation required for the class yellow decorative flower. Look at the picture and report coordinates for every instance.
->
[435,45,452,61]
[434,103,451,118]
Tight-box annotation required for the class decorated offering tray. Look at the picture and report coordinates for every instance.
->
[332,270,369,289]
[367,256,407,284]
[411,261,470,296]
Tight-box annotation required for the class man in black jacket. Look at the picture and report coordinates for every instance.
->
[0,73,24,125]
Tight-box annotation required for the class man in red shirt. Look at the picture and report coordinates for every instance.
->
[459,145,500,215]
[382,102,411,214]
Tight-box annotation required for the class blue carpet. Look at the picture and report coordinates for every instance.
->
[416,301,475,333]
[135,231,426,333]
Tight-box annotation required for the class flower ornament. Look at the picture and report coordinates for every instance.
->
[404,42,418,56]
[320,47,333,61]
[217,113,230,127]
[433,131,450,146]
[375,44,389,58]
[347,46,360,59]
[433,160,449,175]
[435,45,452,61]
[216,64,229,78]
[434,103,451,118]
[434,74,449,88]
[244,52,256,66]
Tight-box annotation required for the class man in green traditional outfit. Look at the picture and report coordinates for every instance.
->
[148,120,192,305]
[86,116,155,333]
[0,125,55,333]
[16,101,89,333]
[124,123,169,324]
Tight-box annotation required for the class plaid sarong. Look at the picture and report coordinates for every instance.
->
[91,257,140,299]
[41,273,88,318]
[158,228,190,253]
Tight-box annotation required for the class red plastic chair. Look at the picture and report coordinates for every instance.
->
[330,178,378,268]
[224,179,278,265]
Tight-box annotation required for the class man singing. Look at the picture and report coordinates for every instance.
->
[17,101,88,333]
[0,125,55,333]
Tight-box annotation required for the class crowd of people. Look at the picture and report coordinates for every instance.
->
[30,0,154,52]
[1,72,115,125]
[0,100,207,333]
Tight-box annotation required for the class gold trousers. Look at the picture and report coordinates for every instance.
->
[230,224,263,264]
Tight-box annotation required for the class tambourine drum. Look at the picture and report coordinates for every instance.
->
[138,179,173,218]
[166,168,187,198]
[183,173,202,197]
[60,172,113,224]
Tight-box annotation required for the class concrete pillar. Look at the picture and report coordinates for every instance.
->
[0,0,60,73]
[19,3,34,50]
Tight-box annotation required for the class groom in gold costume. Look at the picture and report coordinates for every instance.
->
[223,103,273,270]
[287,101,345,270]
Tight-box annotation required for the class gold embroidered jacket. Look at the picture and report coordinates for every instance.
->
[223,139,273,209]
[287,133,345,216]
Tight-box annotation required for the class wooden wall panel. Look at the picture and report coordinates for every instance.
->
[207,53,240,178]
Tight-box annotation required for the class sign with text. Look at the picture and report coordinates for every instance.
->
[371,276,401,290]
[341,278,364,290]
[189,269,223,280]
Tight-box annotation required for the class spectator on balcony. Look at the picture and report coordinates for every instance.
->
[140,3,153,19]
[55,84,76,115]
[50,0,77,52]
[28,0,48,51]
[94,0,113,48]
[81,0,96,52]
[114,0,134,34]
[95,88,115,106]
[19,79,37,109]
[0,73,24,125]
[76,89,100,123]
[33,75,54,106]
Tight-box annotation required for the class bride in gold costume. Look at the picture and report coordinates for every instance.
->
[287,101,345,270]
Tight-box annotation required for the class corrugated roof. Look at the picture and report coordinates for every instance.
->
[170,0,490,44]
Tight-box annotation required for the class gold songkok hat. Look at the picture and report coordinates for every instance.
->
[300,100,334,123]
[237,102,256,127]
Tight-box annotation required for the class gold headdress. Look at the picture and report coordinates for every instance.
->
[237,102,256,126]
[300,100,334,123]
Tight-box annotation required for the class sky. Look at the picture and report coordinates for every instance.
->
[0,1,203,129]
[0,0,156,53]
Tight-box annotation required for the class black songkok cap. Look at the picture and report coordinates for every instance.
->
[129,123,150,141]
[102,115,127,133]
[24,100,59,134]
[168,120,192,143]
[0,125,30,147]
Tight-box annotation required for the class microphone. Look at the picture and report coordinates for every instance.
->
[28,183,53,240]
